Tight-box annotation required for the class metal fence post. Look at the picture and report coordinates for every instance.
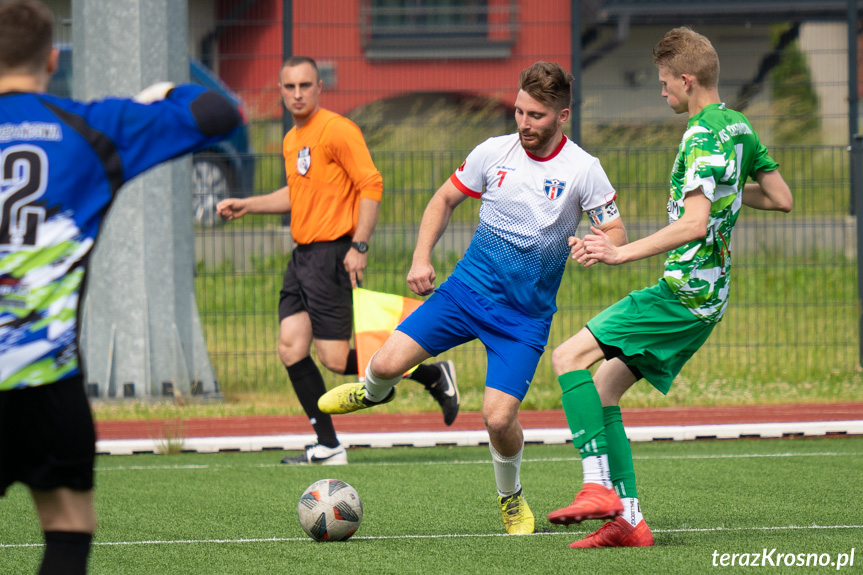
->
[849,0,863,367]
[281,0,293,227]
[571,0,581,144]
[282,0,293,138]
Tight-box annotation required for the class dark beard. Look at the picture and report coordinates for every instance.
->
[518,126,556,154]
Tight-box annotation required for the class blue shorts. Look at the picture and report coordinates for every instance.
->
[396,276,550,401]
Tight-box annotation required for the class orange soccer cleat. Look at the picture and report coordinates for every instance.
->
[568,516,654,548]
[547,483,623,525]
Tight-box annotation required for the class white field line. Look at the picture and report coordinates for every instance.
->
[2,524,862,549]
[93,451,862,472]
[95,421,863,455]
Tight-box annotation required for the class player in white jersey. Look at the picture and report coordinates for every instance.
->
[319,61,628,534]
[449,132,620,320]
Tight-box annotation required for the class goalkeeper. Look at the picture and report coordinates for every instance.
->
[0,1,241,573]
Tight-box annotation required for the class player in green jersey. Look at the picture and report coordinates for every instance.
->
[546,27,793,548]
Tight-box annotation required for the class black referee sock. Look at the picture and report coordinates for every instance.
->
[40,531,92,575]
[342,349,359,376]
[408,363,442,389]
[286,357,339,448]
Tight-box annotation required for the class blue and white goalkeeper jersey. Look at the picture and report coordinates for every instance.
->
[449,134,618,321]
[0,86,238,390]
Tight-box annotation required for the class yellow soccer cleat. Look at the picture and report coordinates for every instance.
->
[318,383,395,415]
[498,489,535,535]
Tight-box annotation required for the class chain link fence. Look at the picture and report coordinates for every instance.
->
[52,0,860,404]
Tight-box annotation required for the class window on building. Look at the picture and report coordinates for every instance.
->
[361,0,517,60]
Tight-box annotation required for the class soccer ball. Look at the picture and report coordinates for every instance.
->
[297,479,363,541]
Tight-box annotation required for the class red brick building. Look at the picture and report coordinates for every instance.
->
[215,0,572,120]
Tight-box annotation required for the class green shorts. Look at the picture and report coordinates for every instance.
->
[586,279,716,394]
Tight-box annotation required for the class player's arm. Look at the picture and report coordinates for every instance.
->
[742,169,793,212]
[344,198,381,288]
[597,218,628,247]
[408,178,468,296]
[135,82,240,138]
[578,189,711,267]
[325,118,384,286]
[108,83,241,183]
[351,199,380,247]
[328,118,384,218]
[570,209,628,263]
[217,186,291,220]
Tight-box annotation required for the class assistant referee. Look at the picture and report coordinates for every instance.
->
[217,56,459,466]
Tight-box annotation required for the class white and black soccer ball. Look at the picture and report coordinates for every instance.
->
[297,479,363,542]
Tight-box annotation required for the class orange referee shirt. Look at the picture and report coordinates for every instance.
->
[283,108,383,245]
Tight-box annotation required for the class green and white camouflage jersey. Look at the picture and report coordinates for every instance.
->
[664,102,778,323]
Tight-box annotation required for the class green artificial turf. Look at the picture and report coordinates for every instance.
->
[2,437,861,574]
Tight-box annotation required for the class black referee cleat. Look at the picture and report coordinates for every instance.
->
[427,360,459,426]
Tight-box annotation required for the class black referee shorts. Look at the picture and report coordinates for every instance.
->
[0,375,96,496]
[278,237,354,340]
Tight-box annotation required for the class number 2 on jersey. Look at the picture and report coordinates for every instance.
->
[0,145,47,247]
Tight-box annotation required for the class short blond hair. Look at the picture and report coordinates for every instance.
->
[518,61,573,112]
[653,27,720,89]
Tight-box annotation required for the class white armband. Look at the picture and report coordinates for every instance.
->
[586,200,620,227]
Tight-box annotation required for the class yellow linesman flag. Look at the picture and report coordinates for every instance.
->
[353,288,424,380]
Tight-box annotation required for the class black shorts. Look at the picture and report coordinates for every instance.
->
[278,237,354,340]
[0,375,96,497]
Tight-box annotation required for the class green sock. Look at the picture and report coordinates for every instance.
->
[558,370,607,458]
[603,405,638,498]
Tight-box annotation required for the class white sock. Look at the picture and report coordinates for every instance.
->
[581,454,612,489]
[621,497,643,527]
[363,364,401,403]
[490,442,523,497]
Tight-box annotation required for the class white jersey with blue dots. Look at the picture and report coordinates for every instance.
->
[449,133,618,321]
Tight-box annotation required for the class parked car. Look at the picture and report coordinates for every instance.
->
[48,45,255,226]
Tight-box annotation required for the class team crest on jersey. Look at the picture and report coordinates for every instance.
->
[297,147,311,175]
[543,178,566,200]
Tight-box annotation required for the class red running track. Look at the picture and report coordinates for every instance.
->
[95,402,863,440]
